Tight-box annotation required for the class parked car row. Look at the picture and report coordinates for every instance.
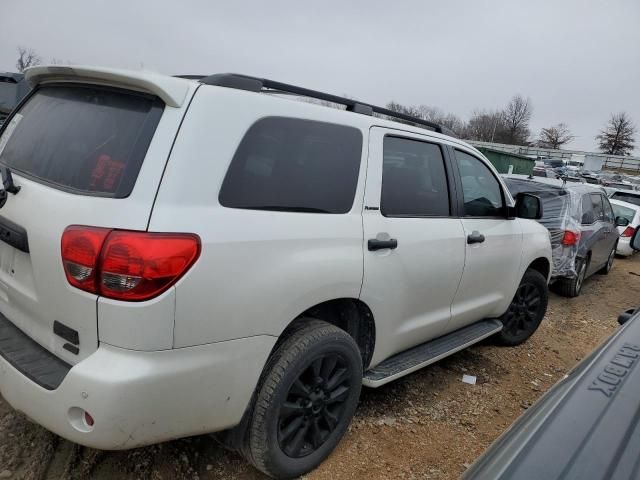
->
[503,175,634,297]
[531,159,640,190]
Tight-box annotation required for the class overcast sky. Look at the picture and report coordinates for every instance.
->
[1,0,639,152]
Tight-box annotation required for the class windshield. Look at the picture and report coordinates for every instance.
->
[0,85,163,197]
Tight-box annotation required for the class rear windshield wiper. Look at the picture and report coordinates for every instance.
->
[239,205,331,213]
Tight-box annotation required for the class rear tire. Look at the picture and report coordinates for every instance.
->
[244,319,362,479]
[554,257,588,298]
[496,269,548,346]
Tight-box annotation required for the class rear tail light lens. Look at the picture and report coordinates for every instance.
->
[61,226,111,292]
[561,230,580,246]
[621,226,636,238]
[61,227,200,301]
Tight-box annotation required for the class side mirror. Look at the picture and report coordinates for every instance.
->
[632,227,640,251]
[515,193,543,220]
[615,216,630,227]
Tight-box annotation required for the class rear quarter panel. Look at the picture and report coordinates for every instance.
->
[148,86,370,347]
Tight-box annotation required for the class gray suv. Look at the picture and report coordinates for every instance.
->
[504,177,628,297]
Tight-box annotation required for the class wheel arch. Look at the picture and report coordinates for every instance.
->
[274,298,376,370]
[527,257,551,282]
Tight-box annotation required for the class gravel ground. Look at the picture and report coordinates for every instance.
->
[2,253,640,480]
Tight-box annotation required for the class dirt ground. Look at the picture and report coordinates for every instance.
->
[2,253,640,480]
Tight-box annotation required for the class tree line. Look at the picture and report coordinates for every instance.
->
[12,46,638,156]
[386,95,636,156]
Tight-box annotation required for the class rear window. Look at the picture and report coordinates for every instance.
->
[611,192,640,207]
[219,117,363,214]
[0,85,163,197]
[612,203,637,223]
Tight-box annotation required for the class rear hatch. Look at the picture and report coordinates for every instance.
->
[0,81,171,363]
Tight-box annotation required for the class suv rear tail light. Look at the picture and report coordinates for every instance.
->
[621,226,636,238]
[61,226,200,301]
[561,230,580,246]
[61,226,111,292]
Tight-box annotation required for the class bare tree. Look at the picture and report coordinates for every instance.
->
[596,113,636,156]
[537,123,575,149]
[385,102,465,136]
[464,109,504,142]
[500,94,532,145]
[15,46,42,72]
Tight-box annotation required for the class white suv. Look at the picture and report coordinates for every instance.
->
[0,66,552,478]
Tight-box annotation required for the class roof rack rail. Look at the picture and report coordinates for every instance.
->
[198,73,446,134]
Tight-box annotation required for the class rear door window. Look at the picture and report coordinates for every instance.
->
[381,136,450,217]
[219,117,363,214]
[581,194,595,224]
[590,193,605,222]
[602,196,614,223]
[0,85,163,197]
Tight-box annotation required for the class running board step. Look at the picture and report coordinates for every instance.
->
[363,319,503,388]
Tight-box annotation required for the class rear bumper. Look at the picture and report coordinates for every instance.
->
[616,239,634,257]
[0,336,275,449]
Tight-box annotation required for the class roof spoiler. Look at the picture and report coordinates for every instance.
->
[25,65,191,108]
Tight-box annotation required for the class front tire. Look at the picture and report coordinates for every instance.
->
[496,269,548,346]
[245,319,362,479]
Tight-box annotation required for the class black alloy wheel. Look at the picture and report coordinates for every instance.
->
[502,283,542,338]
[278,353,351,458]
[497,269,548,345]
[244,319,362,479]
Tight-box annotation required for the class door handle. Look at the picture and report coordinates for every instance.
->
[467,231,485,244]
[368,238,398,251]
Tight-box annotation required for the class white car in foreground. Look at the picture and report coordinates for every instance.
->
[0,65,551,478]
[610,199,640,256]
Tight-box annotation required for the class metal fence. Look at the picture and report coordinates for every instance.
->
[467,141,640,173]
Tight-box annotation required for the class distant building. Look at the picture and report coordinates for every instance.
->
[0,72,30,125]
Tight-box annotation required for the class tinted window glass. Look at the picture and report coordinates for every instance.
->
[219,118,362,214]
[455,150,503,217]
[612,203,636,224]
[381,137,449,217]
[0,85,163,197]
[590,194,604,221]
[611,192,640,207]
[602,196,614,223]
[581,194,595,224]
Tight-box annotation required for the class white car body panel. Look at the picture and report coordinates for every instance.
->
[449,217,523,331]
[0,335,275,449]
[360,127,466,365]
[610,199,640,257]
[148,87,368,347]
